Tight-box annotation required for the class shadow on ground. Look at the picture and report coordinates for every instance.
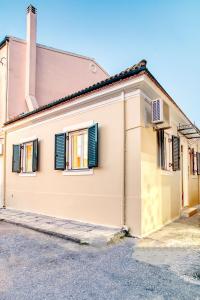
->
[134,213,200,287]
[0,215,200,300]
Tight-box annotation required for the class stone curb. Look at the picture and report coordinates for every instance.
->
[0,216,126,246]
[1,218,82,244]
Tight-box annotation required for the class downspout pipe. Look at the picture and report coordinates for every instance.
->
[3,131,7,208]
[121,90,127,229]
[3,40,9,208]
[198,143,200,207]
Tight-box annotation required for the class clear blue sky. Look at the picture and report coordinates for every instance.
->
[0,0,199,126]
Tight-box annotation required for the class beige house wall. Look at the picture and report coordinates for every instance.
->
[125,94,142,236]
[5,85,143,234]
[5,99,125,227]
[139,82,200,236]
[141,125,181,236]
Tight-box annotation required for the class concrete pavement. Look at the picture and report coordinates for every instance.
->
[0,208,125,246]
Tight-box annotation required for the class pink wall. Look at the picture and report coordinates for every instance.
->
[7,39,26,118]
[7,38,108,118]
[35,46,108,106]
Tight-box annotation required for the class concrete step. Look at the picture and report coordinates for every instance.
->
[181,207,198,218]
[0,208,126,246]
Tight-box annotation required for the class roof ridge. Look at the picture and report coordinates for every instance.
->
[1,35,97,62]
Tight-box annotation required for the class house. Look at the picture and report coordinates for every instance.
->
[0,5,199,237]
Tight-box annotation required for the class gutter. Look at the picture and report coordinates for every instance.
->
[4,66,146,126]
[4,64,199,135]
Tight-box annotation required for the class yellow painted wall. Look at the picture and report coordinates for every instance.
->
[141,126,181,236]
[140,89,200,236]
[5,100,125,227]
[125,95,142,236]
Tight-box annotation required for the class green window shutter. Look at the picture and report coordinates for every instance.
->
[157,129,165,170]
[172,135,180,171]
[55,133,66,170]
[12,144,21,173]
[88,123,98,168]
[197,152,200,175]
[32,139,39,172]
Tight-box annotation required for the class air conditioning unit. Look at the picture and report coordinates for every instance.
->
[0,144,3,155]
[152,99,170,129]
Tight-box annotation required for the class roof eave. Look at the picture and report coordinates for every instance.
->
[4,66,146,126]
[0,36,9,49]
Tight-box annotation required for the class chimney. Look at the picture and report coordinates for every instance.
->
[25,4,39,111]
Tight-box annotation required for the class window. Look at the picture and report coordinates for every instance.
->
[12,139,39,173]
[163,132,171,171]
[69,129,88,170]
[22,142,34,173]
[157,130,180,171]
[55,123,98,171]
[190,148,195,175]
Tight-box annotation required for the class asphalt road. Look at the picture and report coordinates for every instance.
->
[0,221,200,300]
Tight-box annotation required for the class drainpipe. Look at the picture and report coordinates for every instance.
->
[2,40,9,209]
[3,39,9,208]
[3,130,7,208]
[198,143,200,207]
[121,90,126,227]
[25,5,39,111]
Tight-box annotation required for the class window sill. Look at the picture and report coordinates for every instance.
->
[19,172,36,177]
[161,170,173,176]
[62,169,94,176]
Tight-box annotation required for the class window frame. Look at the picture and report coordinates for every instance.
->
[12,138,38,175]
[21,140,34,174]
[62,120,95,176]
[163,132,173,172]
[67,127,89,171]
[157,129,173,172]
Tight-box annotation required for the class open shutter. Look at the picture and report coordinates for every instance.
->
[157,129,165,170]
[197,152,200,175]
[32,139,39,172]
[172,135,180,171]
[12,144,21,173]
[88,123,98,168]
[55,133,66,170]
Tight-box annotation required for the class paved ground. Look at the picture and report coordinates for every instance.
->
[0,220,200,300]
[0,209,124,245]
[138,212,200,248]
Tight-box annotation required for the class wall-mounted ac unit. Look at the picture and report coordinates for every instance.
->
[152,99,170,129]
[0,144,3,155]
